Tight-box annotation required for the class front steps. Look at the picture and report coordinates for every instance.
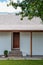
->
[9,49,22,57]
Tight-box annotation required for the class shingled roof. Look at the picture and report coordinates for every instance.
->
[0,13,43,31]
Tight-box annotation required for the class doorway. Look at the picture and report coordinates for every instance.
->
[13,32,20,49]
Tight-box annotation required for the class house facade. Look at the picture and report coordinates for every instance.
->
[0,14,43,57]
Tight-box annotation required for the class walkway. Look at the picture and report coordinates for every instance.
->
[0,56,42,60]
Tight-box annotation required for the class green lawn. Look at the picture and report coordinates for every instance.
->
[0,60,43,65]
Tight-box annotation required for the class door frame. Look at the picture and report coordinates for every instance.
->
[12,32,20,49]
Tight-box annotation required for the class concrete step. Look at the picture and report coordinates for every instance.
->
[9,49,22,57]
[8,53,22,57]
[9,51,22,54]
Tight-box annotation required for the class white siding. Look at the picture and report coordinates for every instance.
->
[0,32,11,55]
[32,32,43,55]
[20,32,30,56]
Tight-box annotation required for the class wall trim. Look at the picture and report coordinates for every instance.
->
[30,32,32,57]
[0,30,43,32]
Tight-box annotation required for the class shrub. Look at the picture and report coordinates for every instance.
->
[4,50,8,57]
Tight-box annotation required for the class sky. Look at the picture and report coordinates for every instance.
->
[0,0,22,13]
[0,0,7,2]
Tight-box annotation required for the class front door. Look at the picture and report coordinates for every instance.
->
[13,32,19,48]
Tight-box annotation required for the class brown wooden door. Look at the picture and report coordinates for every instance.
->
[13,32,19,48]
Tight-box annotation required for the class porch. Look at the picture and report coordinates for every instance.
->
[0,30,43,57]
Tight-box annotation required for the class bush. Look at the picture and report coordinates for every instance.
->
[4,50,8,57]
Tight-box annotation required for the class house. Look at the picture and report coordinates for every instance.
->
[0,13,43,57]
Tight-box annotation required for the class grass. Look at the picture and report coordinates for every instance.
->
[0,60,43,65]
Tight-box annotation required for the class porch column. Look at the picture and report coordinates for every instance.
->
[30,32,32,57]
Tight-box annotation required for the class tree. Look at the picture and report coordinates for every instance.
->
[8,0,43,21]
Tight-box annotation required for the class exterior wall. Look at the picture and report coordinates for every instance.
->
[20,32,30,56]
[0,32,11,55]
[0,31,43,56]
[32,32,43,55]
